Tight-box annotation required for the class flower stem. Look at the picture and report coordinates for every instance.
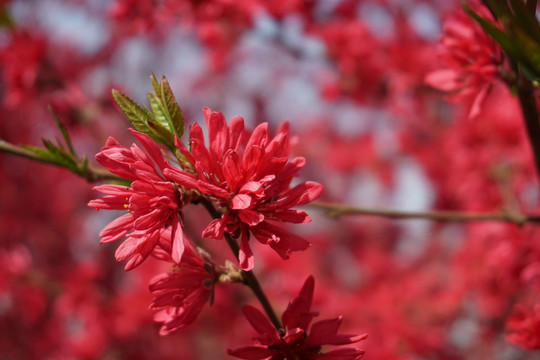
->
[308,201,540,225]
[516,73,540,182]
[199,198,283,331]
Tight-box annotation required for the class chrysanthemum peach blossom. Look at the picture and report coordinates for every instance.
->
[165,108,323,271]
[149,230,216,335]
[88,129,197,270]
[425,5,503,118]
[228,276,366,360]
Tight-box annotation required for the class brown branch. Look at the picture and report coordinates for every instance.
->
[308,201,540,225]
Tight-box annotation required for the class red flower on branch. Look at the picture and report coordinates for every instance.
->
[88,129,197,270]
[149,231,217,335]
[424,5,503,118]
[165,108,323,271]
[506,302,540,350]
[228,276,366,360]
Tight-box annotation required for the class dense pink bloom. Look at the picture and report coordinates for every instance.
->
[506,302,540,350]
[88,129,197,270]
[0,31,48,108]
[165,108,323,271]
[149,231,216,335]
[228,276,366,360]
[425,5,503,118]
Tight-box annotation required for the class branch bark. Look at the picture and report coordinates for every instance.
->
[309,201,540,225]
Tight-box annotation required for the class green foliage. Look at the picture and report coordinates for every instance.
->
[0,4,14,28]
[112,74,185,151]
[21,115,85,177]
[465,0,540,81]
[49,106,77,158]
[159,76,184,138]
[11,112,128,184]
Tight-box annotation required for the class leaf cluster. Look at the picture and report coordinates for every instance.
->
[21,107,93,179]
[112,74,185,152]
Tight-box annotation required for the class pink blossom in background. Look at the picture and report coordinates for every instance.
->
[3,0,540,359]
[506,303,540,350]
[425,4,503,118]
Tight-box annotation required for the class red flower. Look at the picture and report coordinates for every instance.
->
[165,108,323,270]
[149,231,217,335]
[228,276,366,360]
[424,5,503,118]
[88,129,197,270]
[0,31,48,108]
[506,302,540,350]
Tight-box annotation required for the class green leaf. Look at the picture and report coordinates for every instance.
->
[23,142,78,170]
[464,4,521,59]
[508,0,540,41]
[147,119,175,149]
[160,77,184,138]
[79,155,89,173]
[113,75,185,150]
[46,140,77,164]
[0,5,14,28]
[150,73,161,97]
[482,0,512,20]
[49,106,77,157]
[111,89,154,134]
[511,26,540,79]
[147,92,172,131]
[42,138,58,154]
[21,144,56,161]
[54,136,67,152]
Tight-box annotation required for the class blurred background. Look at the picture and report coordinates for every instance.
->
[1,0,539,359]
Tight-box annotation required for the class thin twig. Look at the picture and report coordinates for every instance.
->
[0,139,124,183]
[308,201,540,225]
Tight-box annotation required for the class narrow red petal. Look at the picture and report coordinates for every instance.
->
[238,231,254,271]
[306,317,342,346]
[242,305,276,336]
[227,346,275,360]
[202,217,227,240]
[231,194,253,210]
[170,219,185,264]
[99,213,133,243]
[239,209,264,226]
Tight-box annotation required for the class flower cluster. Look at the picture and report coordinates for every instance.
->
[424,4,503,118]
[149,229,217,335]
[229,276,366,360]
[89,105,326,334]
[88,129,195,270]
[91,109,322,271]
[506,302,540,350]
[8,0,540,358]
[166,108,323,270]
